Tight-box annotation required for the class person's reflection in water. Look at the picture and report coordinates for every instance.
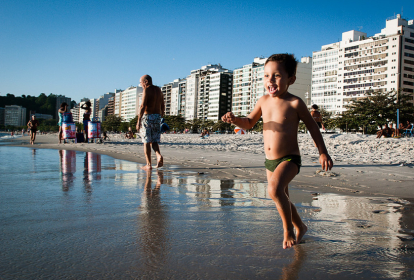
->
[83,152,102,194]
[138,170,169,272]
[220,180,235,207]
[59,150,76,192]
[279,245,307,280]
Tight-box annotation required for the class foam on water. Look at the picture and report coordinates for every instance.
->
[0,146,413,279]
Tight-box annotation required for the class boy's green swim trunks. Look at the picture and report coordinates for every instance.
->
[265,155,302,174]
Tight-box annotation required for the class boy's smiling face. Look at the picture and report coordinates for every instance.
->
[264,61,296,97]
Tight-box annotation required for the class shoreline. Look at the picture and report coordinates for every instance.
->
[3,133,414,200]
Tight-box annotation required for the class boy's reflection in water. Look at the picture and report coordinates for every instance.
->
[279,245,307,280]
[83,152,101,193]
[138,170,169,271]
[59,150,76,192]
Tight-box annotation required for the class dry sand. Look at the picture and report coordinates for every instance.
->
[4,132,414,199]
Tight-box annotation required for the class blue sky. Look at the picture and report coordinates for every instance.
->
[1,0,413,102]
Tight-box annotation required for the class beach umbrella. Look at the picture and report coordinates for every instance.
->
[234,127,246,134]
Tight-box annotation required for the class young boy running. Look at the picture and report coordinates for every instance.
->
[222,54,333,249]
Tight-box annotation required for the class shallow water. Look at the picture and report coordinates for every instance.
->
[0,146,413,280]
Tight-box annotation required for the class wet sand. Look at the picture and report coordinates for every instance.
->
[1,147,413,279]
[4,133,414,200]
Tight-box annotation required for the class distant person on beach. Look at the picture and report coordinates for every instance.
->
[222,54,333,249]
[136,74,165,170]
[404,120,412,129]
[81,101,92,143]
[200,128,210,138]
[27,115,39,145]
[310,104,325,130]
[376,123,393,138]
[125,127,134,139]
[58,102,68,144]
[102,131,110,141]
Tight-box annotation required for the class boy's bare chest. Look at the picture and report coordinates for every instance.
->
[261,103,298,124]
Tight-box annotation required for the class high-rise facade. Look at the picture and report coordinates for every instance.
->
[0,107,5,126]
[186,64,230,121]
[70,105,80,123]
[5,105,26,127]
[161,79,186,117]
[207,72,233,120]
[312,14,414,114]
[114,86,143,122]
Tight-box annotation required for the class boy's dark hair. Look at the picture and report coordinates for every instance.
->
[265,54,298,77]
[312,104,318,110]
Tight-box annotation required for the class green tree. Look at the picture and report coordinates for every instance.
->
[102,115,123,132]
[129,116,138,132]
[163,115,185,132]
[212,120,232,133]
[119,122,129,132]
[334,90,414,134]
[185,119,202,133]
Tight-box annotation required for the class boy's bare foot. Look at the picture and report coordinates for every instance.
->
[141,165,152,171]
[283,229,297,249]
[295,223,308,244]
[156,155,163,168]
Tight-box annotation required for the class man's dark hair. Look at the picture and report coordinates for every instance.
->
[312,104,318,110]
[265,54,298,77]
[86,100,91,107]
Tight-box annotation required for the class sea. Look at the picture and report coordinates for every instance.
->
[0,146,413,279]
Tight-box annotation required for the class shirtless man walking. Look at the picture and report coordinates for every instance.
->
[137,75,165,170]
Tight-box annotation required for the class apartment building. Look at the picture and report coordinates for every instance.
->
[5,105,26,127]
[107,96,115,116]
[161,79,186,117]
[0,107,5,125]
[34,113,53,120]
[184,64,230,121]
[95,92,115,122]
[233,56,312,116]
[312,14,414,114]
[70,105,80,123]
[207,72,233,120]
[114,86,143,122]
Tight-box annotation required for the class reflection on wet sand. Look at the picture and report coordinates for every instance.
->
[3,148,413,279]
[138,170,169,272]
[279,245,307,280]
[83,152,101,193]
[59,150,76,191]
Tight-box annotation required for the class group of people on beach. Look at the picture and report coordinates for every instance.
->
[50,54,333,250]
[58,101,92,144]
[376,120,413,138]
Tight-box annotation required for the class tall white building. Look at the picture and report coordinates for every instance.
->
[207,72,233,120]
[114,86,143,122]
[184,64,230,120]
[5,105,26,127]
[312,14,414,114]
[161,78,186,117]
[233,56,312,117]
[70,105,80,123]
